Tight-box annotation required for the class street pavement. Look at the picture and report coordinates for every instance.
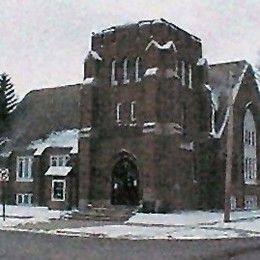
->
[0,230,260,259]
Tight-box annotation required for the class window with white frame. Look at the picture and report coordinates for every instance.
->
[244,195,257,210]
[50,155,70,167]
[130,101,136,124]
[181,60,185,86]
[123,58,130,84]
[188,64,192,89]
[52,179,66,201]
[16,157,33,181]
[230,196,237,211]
[135,57,141,82]
[111,59,118,86]
[252,131,255,146]
[175,60,179,76]
[16,193,33,205]
[243,109,257,184]
[116,102,122,124]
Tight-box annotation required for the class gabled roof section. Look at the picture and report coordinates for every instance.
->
[28,129,79,156]
[0,84,82,155]
[208,60,253,138]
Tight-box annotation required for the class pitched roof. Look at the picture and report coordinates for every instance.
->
[208,60,253,138]
[0,83,82,154]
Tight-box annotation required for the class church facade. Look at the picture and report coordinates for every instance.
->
[0,19,259,212]
[78,19,259,212]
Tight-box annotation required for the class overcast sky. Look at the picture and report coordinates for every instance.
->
[0,0,259,98]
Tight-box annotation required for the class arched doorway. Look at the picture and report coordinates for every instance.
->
[111,158,139,205]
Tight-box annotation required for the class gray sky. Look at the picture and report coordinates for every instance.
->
[0,0,259,98]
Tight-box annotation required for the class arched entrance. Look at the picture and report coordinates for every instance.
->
[111,158,139,205]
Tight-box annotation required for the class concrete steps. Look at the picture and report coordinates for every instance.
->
[70,205,138,222]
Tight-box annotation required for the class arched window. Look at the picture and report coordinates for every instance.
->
[111,59,118,86]
[181,60,185,86]
[123,58,129,84]
[243,109,257,184]
[135,57,142,82]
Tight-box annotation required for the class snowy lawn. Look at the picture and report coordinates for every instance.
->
[0,205,63,228]
[56,210,260,240]
[126,210,260,226]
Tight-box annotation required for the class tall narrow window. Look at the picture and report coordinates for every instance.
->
[111,59,118,86]
[244,130,248,144]
[188,64,192,89]
[135,57,141,82]
[16,157,33,181]
[123,58,130,84]
[243,109,257,184]
[175,60,178,76]
[181,60,185,86]
[116,103,122,124]
[130,101,136,124]
[252,132,255,146]
[181,104,187,133]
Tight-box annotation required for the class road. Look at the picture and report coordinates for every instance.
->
[0,230,260,260]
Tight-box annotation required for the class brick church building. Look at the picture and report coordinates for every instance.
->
[0,19,259,213]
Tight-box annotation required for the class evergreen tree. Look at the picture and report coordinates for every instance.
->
[0,73,17,120]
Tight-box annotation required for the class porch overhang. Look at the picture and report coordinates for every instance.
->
[44,166,72,177]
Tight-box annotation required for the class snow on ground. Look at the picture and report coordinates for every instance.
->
[57,224,242,240]
[126,210,260,226]
[0,205,62,228]
[56,210,260,240]
[2,206,260,241]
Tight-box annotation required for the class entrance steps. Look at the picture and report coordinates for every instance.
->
[70,205,138,222]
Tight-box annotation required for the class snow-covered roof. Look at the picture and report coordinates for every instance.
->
[252,65,260,92]
[208,60,250,139]
[28,129,79,156]
[138,20,151,27]
[145,39,177,52]
[83,77,95,85]
[45,166,72,177]
[232,63,249,102]
[88,50,102,61]
[197,58,207,66]
[144,67,158,77]
[93,18,201,44]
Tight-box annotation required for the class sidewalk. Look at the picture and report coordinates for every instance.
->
[54,210,260,240]
[2,205,260,241]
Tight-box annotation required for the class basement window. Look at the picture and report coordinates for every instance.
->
[244,195,257,210]
[16,193,33,205]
